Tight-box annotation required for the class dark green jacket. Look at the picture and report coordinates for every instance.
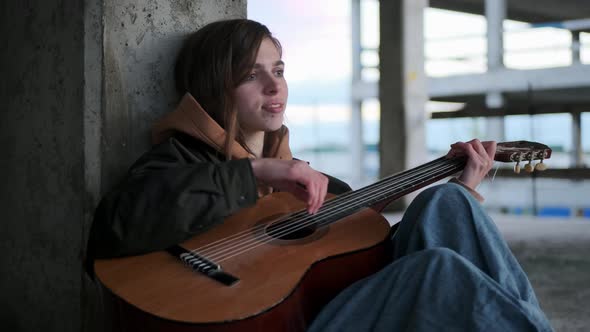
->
[86,133,351,265]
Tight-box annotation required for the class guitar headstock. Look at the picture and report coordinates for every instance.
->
[495,141,552,174]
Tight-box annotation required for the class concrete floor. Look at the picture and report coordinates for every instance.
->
[383,212,590,331]
[494,214,590,332]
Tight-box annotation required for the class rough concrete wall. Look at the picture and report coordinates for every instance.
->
[0,1,85,331]
[85,2,246,331]
[0,1,246,331]
[101,0,246,191]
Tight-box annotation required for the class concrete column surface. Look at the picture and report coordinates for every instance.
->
[0,1,245,331]
[379,0,428,210]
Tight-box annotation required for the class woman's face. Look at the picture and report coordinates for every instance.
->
[234,38,288,135]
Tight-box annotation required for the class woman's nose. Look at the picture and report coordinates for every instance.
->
[264,77,280,95]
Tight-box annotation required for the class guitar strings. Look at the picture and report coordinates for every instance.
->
[491,162,499,183]
[190,158,464,263]
[188,156,453,258]
[187,156,451,258]
[213,161,465,263]
[193,158,462,262]
[196,158,462,262]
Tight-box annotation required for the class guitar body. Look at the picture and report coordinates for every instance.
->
[95,192,393,332]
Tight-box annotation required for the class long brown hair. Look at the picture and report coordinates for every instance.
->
[174,19,284,159]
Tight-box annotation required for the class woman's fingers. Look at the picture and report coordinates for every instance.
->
[302,169,328,214]
[470,139,487,158]
[251,159,328,214]
[468,140,490,169]
[471,139,496,171]
[446,139,497,190]
[307,181,318,213]
[290,182,310,204]
[449,140,495,164]
[482,140,497,160]
[448,141,474,158]
[315,175,328,214]
[303,172,328,214]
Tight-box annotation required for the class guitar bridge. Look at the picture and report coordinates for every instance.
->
[166,245,239,286]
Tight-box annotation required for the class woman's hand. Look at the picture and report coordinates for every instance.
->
[250,159,329,214]
[446,139,497,190]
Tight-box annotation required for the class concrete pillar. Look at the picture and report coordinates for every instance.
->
[572,30,581,65]
[379,0,428,210]
[485,0,506,140]
[485,0,505,70]
[1,1,245,331]
[572,110,584,167]
[351,0,364,188]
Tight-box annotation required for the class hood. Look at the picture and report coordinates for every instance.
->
[152,93,293,196]
[152,93,293,161]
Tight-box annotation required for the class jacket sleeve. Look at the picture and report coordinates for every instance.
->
[87,138,259,261]
[324,173,352,195]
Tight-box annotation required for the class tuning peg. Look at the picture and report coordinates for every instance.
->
[524,156,535,172]
[535,161,547,171]
[514,153,523,174]
[535,151,547,171]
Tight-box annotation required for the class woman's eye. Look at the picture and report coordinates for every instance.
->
[246,73,257,81]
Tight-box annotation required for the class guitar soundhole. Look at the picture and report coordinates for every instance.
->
[265,220,317,240]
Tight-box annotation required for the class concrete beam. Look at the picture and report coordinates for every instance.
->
[430,103,590,119]
[430,0,590,23]
[428,65,590,98]
[355,65,590,102]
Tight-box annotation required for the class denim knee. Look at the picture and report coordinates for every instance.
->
[416,247,470,273]
[406,183,476,220]
[422,247,460,261]
[418,183,473,205]
[388,247,467,278]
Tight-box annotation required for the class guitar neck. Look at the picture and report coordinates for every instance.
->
[352,156,466,211]
[281,141,551,228]
[322,140,552,216]
[313,156,466,223]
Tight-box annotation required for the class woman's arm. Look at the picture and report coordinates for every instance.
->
[88,138,337,261]
[88,139,259,259]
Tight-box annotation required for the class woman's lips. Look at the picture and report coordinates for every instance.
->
[262,103,284,113]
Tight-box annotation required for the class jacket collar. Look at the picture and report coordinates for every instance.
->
[152,93,293,161]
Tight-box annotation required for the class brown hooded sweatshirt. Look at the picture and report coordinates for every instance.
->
[151,93,293,197]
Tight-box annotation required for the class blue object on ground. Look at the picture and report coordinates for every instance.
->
[538,207,571,218]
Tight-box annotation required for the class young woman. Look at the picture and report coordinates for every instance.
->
[87,19,553,332]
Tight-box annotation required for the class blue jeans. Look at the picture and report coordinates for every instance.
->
[308,183,554,332]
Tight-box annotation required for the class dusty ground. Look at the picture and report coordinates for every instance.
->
[494,215,590,332]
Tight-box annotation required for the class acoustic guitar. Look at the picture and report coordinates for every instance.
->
[94,141,551,332]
